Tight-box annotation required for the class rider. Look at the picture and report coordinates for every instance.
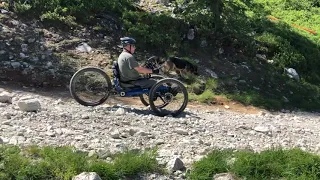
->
[117,36,179,96]
[117,37,160,89]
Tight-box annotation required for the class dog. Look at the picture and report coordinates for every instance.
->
[161,56,199,76]
[142,56,199,76]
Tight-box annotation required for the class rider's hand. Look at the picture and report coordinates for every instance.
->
[152,68,160,74]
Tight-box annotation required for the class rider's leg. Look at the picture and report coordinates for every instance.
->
[133,78,158,89]
[134,78,180,96]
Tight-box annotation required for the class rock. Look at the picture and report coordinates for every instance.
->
[205,69,218,79]
[285,68,300,81]
[81,115,89,119]
[46,132,55,137]
[0,92,13,103]
[72,172,102,180]
[0,50,5,55]
[213,173,239,180]
[88,150,96,157]
[267,60,274,64]
[175,128,189,135]
[256,54,267,61]
[167,157,185,172]
[258,111,267,116]
[18,99,41,112]
[219,48,224,54]
[2,120,11,125]
[127,128,137,136]
[254,126,270,134]
[110,130,121,139]
[28,38,36,43]
[0,9,8,14]
[11,62,21,69]
[76,43,92,53]
[9,136,26,145]
[20,53,27,59]
[156,139,165,145]
[115,108,126,115]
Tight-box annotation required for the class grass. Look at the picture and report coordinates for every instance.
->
[0,145,161,180]
[184,76,220,103]
[2,145,320,180]
[187,148,320,180]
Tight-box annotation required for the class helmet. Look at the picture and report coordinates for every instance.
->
[118,37,136,48]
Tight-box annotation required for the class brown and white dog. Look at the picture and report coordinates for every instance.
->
[162,56,199,76]
[145,56,199,76]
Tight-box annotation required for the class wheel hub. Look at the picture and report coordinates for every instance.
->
[164,93,173,103]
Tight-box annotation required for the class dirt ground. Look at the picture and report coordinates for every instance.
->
[0,81,263,115]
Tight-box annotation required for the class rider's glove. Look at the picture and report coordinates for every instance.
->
[152,68,160,74]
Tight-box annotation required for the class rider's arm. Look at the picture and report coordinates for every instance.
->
[134,66,153,74]
[128,56,154,74]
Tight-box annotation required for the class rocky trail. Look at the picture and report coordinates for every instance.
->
[1,82,320,179]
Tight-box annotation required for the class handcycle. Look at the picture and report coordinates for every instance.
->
[69,57,189,117]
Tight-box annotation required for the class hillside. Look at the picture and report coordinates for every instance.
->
[0,0,320,112]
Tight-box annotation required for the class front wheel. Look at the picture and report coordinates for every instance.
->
[69,67,112,106]
[148,78,188,117]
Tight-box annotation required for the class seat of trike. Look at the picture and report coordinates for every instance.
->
[111,61,146,91]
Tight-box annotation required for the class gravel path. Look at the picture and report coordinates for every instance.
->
[1,86,320,179]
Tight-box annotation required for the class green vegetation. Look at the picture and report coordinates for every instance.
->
[188,148,320,180]
[2,145,320,180]
[0,145,160,180]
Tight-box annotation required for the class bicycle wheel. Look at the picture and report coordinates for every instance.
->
[149,78,188,117]
[69,67,112,106]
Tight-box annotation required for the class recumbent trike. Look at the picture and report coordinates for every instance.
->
[69,57,189,117]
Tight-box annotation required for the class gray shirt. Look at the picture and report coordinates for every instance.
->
[117,51,140,82]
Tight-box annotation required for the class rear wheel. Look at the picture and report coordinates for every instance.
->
[69,67,112,106]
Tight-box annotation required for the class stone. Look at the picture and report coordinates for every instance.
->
[72,172,102,180]
[0,92,13,103]
[167,157,185,172]
[115,108,126,115]
[205,69,218,79]
[28,38,36,43]
[213,173,239,180]
[254,126,270,134]
[11,62,21,69]
[110,130,120,139]
[18,99,41,112]
[175,128,189,135]
[76,43,92,53]
[285,68,300,81]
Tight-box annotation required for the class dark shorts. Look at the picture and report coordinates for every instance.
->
[132,78,158,89]
[120,78,158,89]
